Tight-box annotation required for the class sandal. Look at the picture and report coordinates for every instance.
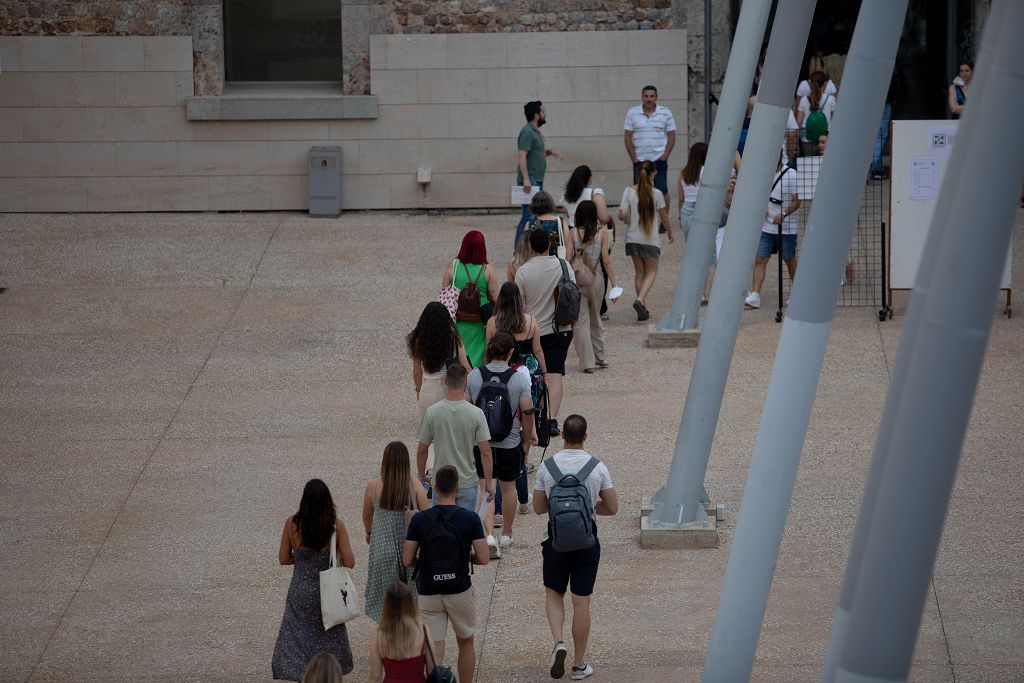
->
[582,368,595,374]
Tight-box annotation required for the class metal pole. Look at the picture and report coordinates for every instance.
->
[835,4,1024,680]
[655,0,773,332]
[704,0,712,144]
[649,0,816,527]
[699,3,910,680]
[819,2,1007,678]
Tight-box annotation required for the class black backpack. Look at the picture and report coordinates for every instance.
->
[534,381,551,449]
[475,366,517,442]
[552,258,581,329]
[414,507,471,595]
[544,457,600,553]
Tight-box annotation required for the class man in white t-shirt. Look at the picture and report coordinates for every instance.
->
[624,85,677,233]
[515,228,576,438]
[534,414,618,681]
[745,155,801,309]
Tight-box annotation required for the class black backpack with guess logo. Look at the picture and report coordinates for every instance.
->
[414,507,471,595]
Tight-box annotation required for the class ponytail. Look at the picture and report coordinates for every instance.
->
[636,161,656,235]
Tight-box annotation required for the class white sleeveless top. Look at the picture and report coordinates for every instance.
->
[561,186,605,227]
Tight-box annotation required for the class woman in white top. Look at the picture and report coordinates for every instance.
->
[677,142,707,241]
[561,165,611,227]
[797,71,837,149]
[619,160,672,321]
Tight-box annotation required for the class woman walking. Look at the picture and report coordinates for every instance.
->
[368,583,436,682]
[408,302,469,425]
[528,191,573,257]
[362,441,430,623]
[441,230,499,368]
[796,71,837,154]
[568,200,617,372]
[273,479,355,681]
[677,142,707,241]
[561,165,611,227]
[620,160,672,321]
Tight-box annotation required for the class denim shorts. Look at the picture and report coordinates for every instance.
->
[757,231,797,261]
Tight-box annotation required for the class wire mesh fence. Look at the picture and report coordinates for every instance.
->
[771,132,887,309]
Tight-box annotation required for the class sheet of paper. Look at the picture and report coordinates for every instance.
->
[909,158,939,201]
[476,490,490,519]
[608,286,624,301]
[511,185,540,206]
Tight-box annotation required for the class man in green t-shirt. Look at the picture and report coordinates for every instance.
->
[515,100,563,249]
[417,364,494,512]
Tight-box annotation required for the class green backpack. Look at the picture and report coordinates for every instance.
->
[805,94,831,143]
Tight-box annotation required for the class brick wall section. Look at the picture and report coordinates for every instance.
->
[382,0,676,33]
[0,1,192,36]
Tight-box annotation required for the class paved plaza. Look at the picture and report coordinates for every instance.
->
[1,209,1021,681]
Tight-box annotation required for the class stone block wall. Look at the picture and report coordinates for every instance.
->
[0,30,687,212]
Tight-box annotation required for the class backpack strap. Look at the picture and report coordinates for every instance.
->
[544,457,565,481]
[575,456,600,484]
[497,367,517,383]
[478,366,494,382]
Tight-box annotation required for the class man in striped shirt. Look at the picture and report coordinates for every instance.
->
[624,85,677,233]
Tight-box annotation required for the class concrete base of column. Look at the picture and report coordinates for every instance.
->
[640,495,717,519]
[647,323,702,347]
[640,513,719,548]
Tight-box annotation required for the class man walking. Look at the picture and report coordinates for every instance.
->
[404,465,490,683]
[745,154,801,309]
[534,415,618,680]
[516,100,563,248]
[417,364,494,511]
[467,331,537,553]
[624,85,677,232]
[515,228,575,438]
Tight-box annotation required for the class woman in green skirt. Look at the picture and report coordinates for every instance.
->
[441,230,499,368]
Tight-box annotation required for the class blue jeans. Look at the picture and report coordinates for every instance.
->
[633,159,669,232]
[514,179,542,249]
[871,102,892,172]
[433,485,478,513]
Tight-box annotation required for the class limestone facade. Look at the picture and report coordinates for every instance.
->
[0,31,687,212]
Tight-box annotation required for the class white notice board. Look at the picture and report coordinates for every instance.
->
[890,120,1012,292]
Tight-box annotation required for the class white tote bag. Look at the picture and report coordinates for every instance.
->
[319,531,360,629]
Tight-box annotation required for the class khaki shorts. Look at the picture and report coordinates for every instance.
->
[418,587,476,640]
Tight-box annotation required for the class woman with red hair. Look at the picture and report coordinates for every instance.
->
[442,230,499,367]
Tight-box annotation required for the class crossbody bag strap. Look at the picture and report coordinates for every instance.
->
[423,625,437,667]
[329,530,338,568]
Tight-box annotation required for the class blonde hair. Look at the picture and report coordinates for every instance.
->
[512,230,533,270]
[378,583,423,660]
[301,652,344,682]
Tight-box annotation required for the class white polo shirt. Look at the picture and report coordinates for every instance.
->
[624,104,677,161]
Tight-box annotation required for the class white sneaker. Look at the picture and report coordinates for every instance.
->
[499,534,514,547]
[519,494,533,515]
[487,535,500,559]
[570,663,594,680]
[494,514,503,528]
[550,642,568,679]
[744,291,761,309]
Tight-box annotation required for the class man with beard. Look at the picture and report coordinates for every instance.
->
[515,100,563,248]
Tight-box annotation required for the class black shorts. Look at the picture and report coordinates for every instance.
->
[542,532,601,597]
[474,444,524,482]
[539,330,573,375]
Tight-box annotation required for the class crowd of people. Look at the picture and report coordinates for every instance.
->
[268,64,922,680]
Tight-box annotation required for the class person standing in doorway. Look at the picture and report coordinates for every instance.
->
[624,85,677,234]
[516,101,564,249]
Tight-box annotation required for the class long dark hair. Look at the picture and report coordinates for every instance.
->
[808,70,827,110]
[493,281,526,335]
[379,441,411,512]
[681,142,707,186]
[407,302,458,374]
[573,200,599,245]
[293,479,336,551]
[636,160,656,235]
[563,165,592,204]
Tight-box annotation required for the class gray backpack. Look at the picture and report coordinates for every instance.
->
[552,258,581,330]
[544,456,600,552]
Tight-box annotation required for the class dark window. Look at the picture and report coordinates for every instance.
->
[223,0,342,83]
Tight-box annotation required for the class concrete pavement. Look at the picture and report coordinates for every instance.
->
[0,209,1021,681]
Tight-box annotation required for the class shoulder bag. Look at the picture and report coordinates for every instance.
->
[438,259,461,320]
[319,531,361,629]
[424,626,457,682]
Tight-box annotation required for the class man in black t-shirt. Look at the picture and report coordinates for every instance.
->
[404,465,489,683]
